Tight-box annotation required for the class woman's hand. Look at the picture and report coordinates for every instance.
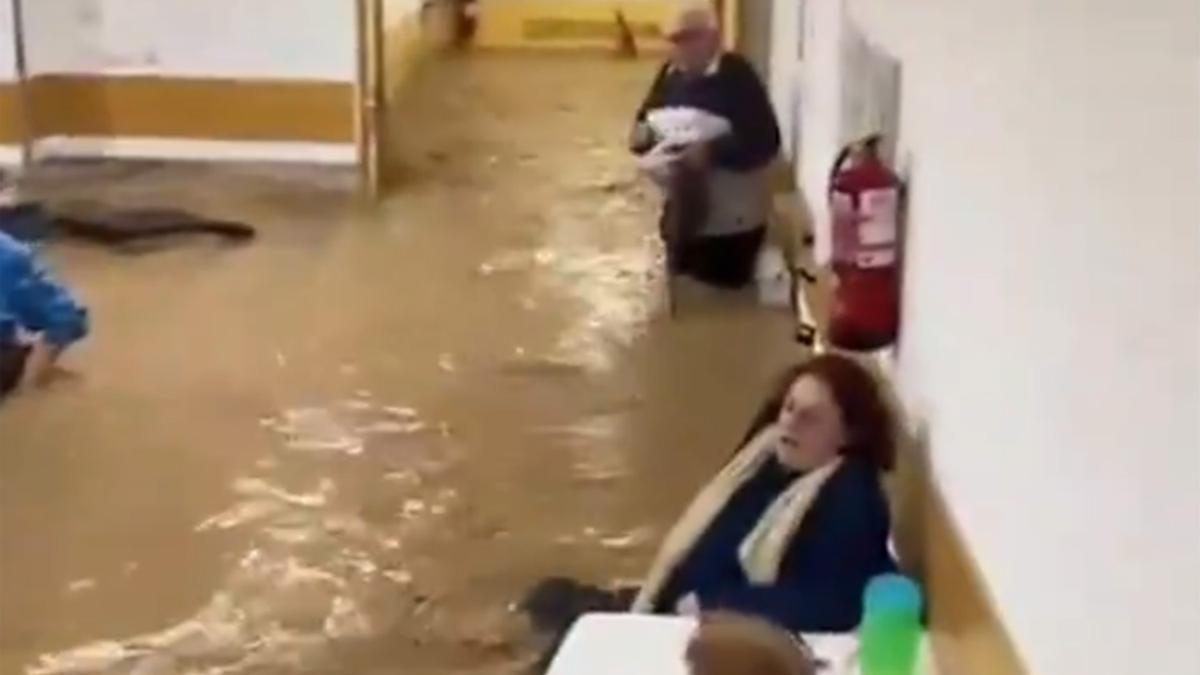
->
[675,593,703,617]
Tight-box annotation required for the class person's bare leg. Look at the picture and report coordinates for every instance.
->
[18,339,62,390]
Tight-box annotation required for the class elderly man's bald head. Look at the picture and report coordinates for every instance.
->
[668,3,719,36]
[667,2,722,75]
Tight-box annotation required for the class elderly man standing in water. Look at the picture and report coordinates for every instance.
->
[630,4,781,289]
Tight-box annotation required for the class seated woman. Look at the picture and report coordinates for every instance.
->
[1,231,89,397]
[633,353,899,632]
[525,354,899,651]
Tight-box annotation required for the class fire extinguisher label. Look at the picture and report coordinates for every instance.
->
[859,188,898,246]
[830,191,858,266]
[856,188,898,268]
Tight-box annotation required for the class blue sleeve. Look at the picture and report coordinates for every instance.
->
[696,464,897,632]
[4,240,89,348]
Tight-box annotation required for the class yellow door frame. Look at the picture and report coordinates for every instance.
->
[722,0,741,51]
[9,0,34,166]
[355,0,385,200]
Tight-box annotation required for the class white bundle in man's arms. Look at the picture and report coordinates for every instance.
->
[636,106,732,183]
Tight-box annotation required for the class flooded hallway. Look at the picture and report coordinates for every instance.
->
[0,54,799,674]
[3,2,1199,675]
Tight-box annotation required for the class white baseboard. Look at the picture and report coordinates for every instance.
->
[33,137,358,165]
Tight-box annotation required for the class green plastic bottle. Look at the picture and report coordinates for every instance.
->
[860,574,923,675]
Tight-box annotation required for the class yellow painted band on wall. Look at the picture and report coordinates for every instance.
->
[0,83,21,144]
[722,0,739,50]
[913,480,1028,675]
[474,0,677,52]
[887,431,1028,675]
[17,76,354,143]
[522,17,661,41]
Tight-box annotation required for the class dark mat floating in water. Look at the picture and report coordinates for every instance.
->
[519,577,639,674]
[52,203,257,245]
[520,577,637,636]
[1,201,256,246]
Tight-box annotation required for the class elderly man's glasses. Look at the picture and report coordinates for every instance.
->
[667,28,707,44]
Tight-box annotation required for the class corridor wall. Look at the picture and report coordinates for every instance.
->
[0,2,21,164]
[735,0,772,80]
[764,0,802,162]
[760,0,1200,673]
[473,0,676,53]
[382,0,428,104]
[16,0,359,164]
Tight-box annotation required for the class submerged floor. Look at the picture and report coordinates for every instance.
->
[0,55,801,674]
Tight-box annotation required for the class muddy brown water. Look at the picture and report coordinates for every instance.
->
[0,55,801,674]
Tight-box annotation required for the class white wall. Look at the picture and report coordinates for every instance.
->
[0,0,15,79]
[773,0,1200,673]
[1,2,19,164]
[766,0,801,160]
[12,0,360,164]
[22,0,356,80]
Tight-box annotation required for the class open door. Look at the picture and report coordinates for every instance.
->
[717,0,739,51]
[9,0,34,167]
[736,0,773,79]
[356,0,385,200]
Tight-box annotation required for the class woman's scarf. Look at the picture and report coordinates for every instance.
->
[631,426,843,612]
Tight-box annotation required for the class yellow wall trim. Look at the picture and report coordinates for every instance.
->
[891,438,1029,675]
[24,75,354,143]
[521,17,662,42]
[0,82,22,144]
[475,0,675,52]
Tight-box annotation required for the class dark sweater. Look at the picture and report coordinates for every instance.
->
[652,455,897,632]
[634,53,781,173]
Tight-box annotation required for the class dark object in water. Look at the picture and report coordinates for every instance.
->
[52,203,257,245]
[1,201,256,246]
[520,577,639,674]
[614,10,639,58]
[520,577,637,635]
[0,343,30,398]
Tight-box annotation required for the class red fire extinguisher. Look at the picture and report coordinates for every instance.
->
[827,135,902,352]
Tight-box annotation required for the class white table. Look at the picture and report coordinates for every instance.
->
[546,613,937,675]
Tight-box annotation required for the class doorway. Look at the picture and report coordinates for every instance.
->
[737,0,774,80]
[356,0,386,199]
[6,0,34,167]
